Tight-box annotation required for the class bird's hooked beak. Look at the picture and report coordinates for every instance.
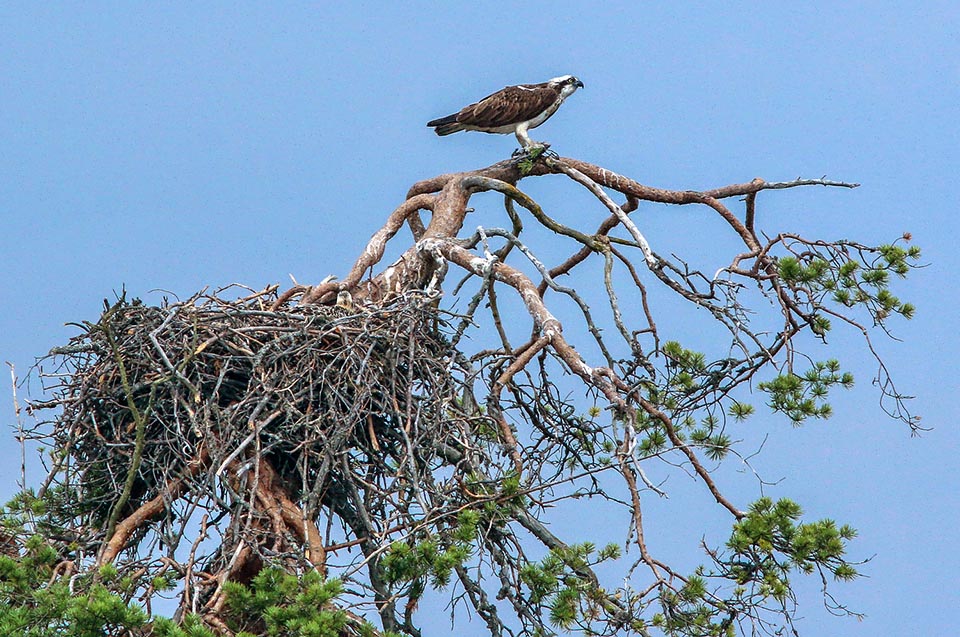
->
[575,79,584,89]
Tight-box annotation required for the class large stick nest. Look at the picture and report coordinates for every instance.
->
[31,286,479,558]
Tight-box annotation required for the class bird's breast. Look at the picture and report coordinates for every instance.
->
[525,97,565,129]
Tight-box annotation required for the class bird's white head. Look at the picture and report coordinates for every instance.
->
[549,75,585,98]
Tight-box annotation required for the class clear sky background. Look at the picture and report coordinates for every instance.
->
[2,3,958,635]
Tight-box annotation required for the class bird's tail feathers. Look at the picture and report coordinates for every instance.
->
[427,114,463,136]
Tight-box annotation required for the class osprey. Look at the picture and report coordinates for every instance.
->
[427,75,584,148]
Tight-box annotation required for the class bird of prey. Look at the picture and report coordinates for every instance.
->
[427,75,584,149]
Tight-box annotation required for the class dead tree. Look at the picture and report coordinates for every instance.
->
[18,151,920,636]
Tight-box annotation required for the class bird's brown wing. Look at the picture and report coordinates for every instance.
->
[456,83,559,127]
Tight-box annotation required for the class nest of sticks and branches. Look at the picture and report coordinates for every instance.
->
[29,286,507,624]
[26,275,602,633]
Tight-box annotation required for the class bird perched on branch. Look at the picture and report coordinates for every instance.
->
[427,75,584,149]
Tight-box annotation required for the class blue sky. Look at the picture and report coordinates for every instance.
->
[1,3,958,634]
